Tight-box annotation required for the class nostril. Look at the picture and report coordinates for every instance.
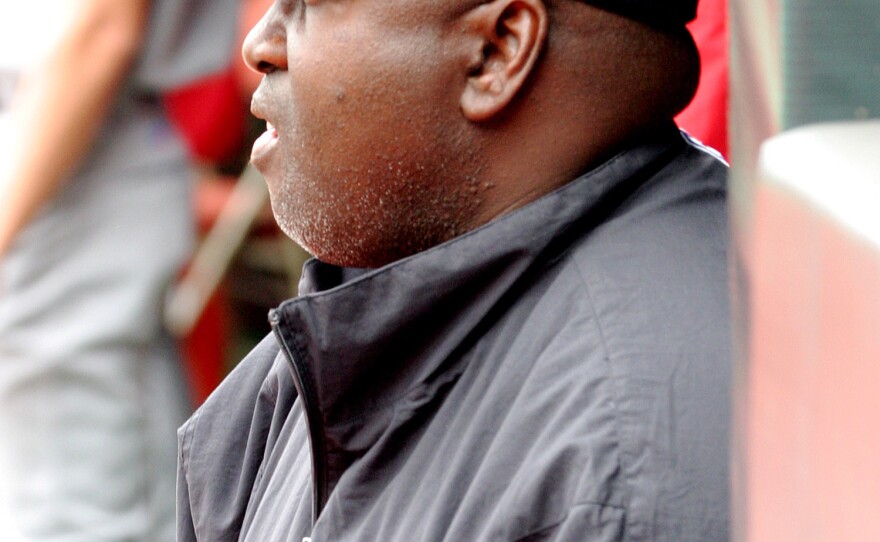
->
[256,60,277,74]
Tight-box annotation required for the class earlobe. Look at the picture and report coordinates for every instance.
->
[460,0,548,122]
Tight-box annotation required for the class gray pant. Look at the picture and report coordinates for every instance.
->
[0,111,194,541]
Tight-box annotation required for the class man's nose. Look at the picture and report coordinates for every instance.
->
[242,8,287,75]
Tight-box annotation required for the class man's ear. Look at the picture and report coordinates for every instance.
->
[460,0,548,122]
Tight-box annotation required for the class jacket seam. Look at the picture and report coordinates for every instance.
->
[572,259,611,362]
[571,259,633,542]
[179,409,202,539]
[179,410,199,487]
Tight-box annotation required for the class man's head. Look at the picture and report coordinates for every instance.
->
[244,0,700,268]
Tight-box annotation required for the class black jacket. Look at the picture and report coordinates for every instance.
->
[177,126,731,541]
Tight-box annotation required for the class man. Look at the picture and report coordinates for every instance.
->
[177,0,730,540]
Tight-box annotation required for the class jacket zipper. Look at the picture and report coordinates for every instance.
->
[269,308,327,526]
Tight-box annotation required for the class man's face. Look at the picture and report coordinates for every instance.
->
[244,0,483,268]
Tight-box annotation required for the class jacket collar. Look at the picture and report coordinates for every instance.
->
[271,126,685,451]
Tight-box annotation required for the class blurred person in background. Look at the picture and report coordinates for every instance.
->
[0,0,238,540]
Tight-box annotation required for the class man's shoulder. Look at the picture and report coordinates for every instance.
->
[577,145,727,260]
[519,144,731,539]
[565,138,730,336]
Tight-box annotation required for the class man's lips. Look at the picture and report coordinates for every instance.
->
[251,121,279,168]
[250,89,280,170]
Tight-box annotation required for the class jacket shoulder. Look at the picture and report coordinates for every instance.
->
[552,146,731,539]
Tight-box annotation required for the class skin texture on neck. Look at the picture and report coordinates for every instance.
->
[243,0,698,268]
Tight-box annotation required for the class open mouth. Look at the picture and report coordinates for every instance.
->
[251,121,279,168]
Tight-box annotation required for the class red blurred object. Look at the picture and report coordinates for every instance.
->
[162,68,248,164]
[181,287,230,404]
[677,0,729,158]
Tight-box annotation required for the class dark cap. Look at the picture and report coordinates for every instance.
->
[579,0,698,29]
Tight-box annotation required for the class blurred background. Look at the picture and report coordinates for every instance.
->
[0,0,303,540]
[0,0,878,541]
[726,1,880,541]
